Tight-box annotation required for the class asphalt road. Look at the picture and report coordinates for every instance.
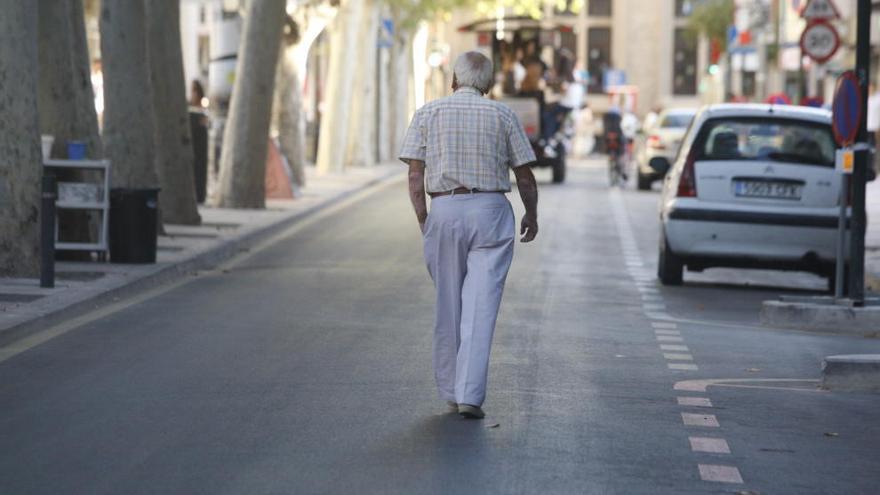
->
[1,159,879,494]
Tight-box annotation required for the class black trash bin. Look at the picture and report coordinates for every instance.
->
[109,188,160,263]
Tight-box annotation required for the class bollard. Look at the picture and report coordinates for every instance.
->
[40,174,57,288]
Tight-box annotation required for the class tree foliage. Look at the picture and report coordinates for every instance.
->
[687,0,735,49]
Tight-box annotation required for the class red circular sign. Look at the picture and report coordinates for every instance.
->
[800,20,840,64]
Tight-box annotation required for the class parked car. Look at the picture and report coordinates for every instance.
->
[636,108,697,190]
[658,104,846,291]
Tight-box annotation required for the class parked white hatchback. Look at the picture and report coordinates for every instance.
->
[658,104,846,289]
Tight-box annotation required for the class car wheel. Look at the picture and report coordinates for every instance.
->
[658,230,683,285]
[637,171,652,191]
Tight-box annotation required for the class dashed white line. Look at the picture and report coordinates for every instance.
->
[677,397,712,408]
[654,329,681,335]
[698,464,743,484]
[664,353,694,361]
[656,335,684,342]
[669,363,699,371]
[681,413,720,427]
[661,344,689,351]
[651,322,677,329]
[689,437,731,454]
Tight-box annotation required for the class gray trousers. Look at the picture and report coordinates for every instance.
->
[423,192,515,406]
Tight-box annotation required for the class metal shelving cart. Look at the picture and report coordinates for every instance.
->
[43,159,111,256]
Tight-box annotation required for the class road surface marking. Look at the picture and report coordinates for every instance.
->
[669,363,699,371]
[661,344,689,351]
[689,437,731,454]
[698,464,743,484]
[646,312,672,320]
[682,413,719,427]
[664,353,693,361]
[652,322,677,329]
[643,303,667,311]
[677,397,712,407]
[657,335,684,342]
[674,378,822,393]
[655,329,680,335]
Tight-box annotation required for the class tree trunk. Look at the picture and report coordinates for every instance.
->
[273,40,306,188]
[146,0,201,225]
[216,0,287,208]
[315,0,364,174]
[100,0,159,189]
[344,0,379,168]
[38,0,103,160]
[0,1,41,277]
[387,26,413,162]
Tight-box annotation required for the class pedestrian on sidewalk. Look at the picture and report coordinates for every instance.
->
[399,51,539,420]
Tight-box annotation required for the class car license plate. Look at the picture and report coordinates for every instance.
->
[733,180,802,200]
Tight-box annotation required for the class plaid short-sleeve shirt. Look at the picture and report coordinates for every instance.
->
[398,87,536,193]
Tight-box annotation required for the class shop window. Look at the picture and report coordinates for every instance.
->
[587,27,611,94]
[588,0,611,17]
[673,28,697,95]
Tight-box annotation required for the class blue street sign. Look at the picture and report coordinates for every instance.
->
[727,25,738,46]
[832,71,862,146]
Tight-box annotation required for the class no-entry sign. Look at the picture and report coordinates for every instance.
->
[832,71,862,147]
[800,20,840,64]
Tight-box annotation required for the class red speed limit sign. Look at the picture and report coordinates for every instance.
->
[800,20,840,64]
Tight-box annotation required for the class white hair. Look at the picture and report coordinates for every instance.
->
[453,51,494,94]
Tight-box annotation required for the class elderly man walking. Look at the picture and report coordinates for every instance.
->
[399,51,539,419]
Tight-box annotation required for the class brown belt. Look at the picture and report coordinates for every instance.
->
[429,187,503,198]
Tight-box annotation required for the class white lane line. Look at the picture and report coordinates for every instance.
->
[651,322,677,329]
[661,344,689,351]
[698,464,743,484]
[656,335,684,342]
[638,287,659,293]
[664,353,694,361]
[654,329,681,335]
[669,363,699,371]
[643,303,667,311]
[689,437,731,454]
[677,397,712,408]
[641,294,663,301]
[681,413,720,427]
[674,378,822,393]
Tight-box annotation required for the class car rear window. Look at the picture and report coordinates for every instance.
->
[659,113,695,128]
[695,117,835,167]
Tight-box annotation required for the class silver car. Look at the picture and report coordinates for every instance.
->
[636,108,697,190]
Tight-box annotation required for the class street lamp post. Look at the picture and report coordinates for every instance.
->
[849,0,871,305]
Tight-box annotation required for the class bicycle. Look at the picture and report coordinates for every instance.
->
[606,131,629,187]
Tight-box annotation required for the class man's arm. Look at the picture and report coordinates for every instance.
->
[406,160,428,233]
[513,165,538,242]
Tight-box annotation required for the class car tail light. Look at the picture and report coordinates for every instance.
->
[677,150,697,198]
[647,135,665,150]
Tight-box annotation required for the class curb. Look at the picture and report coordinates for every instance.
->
[0,169,403,347]
[760,300,880,338]
[822,354,880,392]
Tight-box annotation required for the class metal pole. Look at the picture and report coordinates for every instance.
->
[40,174,57,289]
[836,174,848,299]
[849,0,871,305]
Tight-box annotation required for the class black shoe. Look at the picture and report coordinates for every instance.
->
[458,404,485,419]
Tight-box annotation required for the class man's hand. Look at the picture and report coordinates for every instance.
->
[406,160,428,234]
[520,214,538,243]
[513,165,539,243]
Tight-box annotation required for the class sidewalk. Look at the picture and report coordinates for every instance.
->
[0,164,402,343]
